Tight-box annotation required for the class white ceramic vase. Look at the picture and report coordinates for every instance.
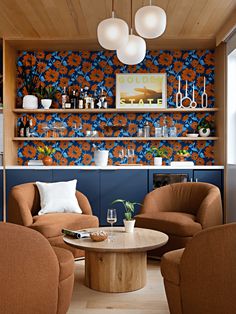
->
[154,157,162,166]
[94,150,109,166]
[123,219,135,233]
[23,95,38,109]
[41,99,52,109]
[199,128,210,137]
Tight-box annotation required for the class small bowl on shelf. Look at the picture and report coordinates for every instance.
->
[186,133,199,138]
[90,230,108,242]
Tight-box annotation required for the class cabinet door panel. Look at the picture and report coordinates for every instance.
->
[193,170,222,190]
[148,169,193,192]
[100,170,148,226]
[52,170,100,219]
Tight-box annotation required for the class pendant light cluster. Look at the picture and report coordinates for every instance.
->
[97,0,167,65]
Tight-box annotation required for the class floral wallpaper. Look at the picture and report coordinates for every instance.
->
[16,49,215,165]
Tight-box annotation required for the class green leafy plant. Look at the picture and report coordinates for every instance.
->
[148,146,167,158]
[197,118,213,133]
[111,199,142,221]
[20,58,39,95]
[177,150,190,157]
[37,145,56,157]
[36,85,58,99]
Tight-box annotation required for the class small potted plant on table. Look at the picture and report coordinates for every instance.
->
[148,146,167,166]
[37,85,58,109]
[37,145,56,166]
[176,150,190,162]
[111,199,142,233]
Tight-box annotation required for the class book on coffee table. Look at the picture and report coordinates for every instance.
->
[62,228,90,239]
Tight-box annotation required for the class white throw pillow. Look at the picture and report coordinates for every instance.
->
[36,180,82,215]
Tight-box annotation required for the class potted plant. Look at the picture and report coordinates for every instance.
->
[21,62,39,109]
[37,145,56,166]
[198,118,212,137]
[176,150,190,162]
[111,199,142,233]
[37,85,58,109]
[148,146,167,166]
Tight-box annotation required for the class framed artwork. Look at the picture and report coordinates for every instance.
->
[116,73,167,109]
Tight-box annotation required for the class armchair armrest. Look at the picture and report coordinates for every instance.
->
[161,248,184,285]
[75,191,93,215]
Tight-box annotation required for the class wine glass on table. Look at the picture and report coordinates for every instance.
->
[107,208,117,240]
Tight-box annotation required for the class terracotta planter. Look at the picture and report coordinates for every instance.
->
[43,156,53,166]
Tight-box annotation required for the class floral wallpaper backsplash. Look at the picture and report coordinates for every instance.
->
[16,49,215,165]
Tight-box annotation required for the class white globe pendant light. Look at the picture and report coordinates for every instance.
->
[117,31,146,65]
[135,1,166,39]
[116,0,146,65]
[97,1,129,50]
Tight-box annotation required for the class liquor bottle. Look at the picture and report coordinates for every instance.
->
[24,116,30,137]
[70,89,77,109]
[78,88,84,109]
[100,88,107,108]
[65,87,71,109]
[19,117,25,137]
[83,87,89,109]
[61,86,67,109]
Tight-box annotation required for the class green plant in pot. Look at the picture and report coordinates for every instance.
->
[198,118,213,137]
[36,85,58,109]
[147,146,167,166]
[37,145,56,166]
[111,199,142,233]
[176,149,190,161]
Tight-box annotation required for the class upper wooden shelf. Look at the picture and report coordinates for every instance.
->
[13,136,219,141]
[12,108,219,114]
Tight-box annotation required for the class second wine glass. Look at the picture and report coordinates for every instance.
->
[107,208,117,240]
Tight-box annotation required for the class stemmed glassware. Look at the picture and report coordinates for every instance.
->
[118,148,127,164]
[41,122,50,137]
[72,122,83,137]
[107,208,117,240]
[127,148,135,164]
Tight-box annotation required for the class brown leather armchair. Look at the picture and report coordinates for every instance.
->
[161,223,236,314]
[135,182,222,256]
[0,222,74,314]
[8,182,99,258]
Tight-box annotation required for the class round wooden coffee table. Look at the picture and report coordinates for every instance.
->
[64,227,168,293]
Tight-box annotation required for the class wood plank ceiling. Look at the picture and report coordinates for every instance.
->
[0,0,236,50]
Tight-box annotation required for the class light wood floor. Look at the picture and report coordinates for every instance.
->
[68,259,170,314]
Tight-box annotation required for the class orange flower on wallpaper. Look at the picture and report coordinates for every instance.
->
[197,158,205,165]
[158,53,173,66]
[206,83,214,97]
[22,54,36,67]
[68,145,81,159]
[205,146,214,158]
[23,146,36,159]
[191,152,199,160]
[128,123,137,135]
[81,51,91,59]
[58,51,68,58]
[104,65,113,75]
[67,115,82,127]
[54,60,62,68]
[82,61,92,73]
[146,152,153,161]
[82,154,92,165]
[59,157,68,165]
[105,77,114,88]
[173,142,182,151]
[82,142,91,151]
[190,121,198,130]
[90,69,104,82]
[60,142,69,150]
[127,113,136,121]
[204,53,214,66]
[99,61,107,68]
[68,53,81,66]
[197,141,206,149]
[173,61,183,72]
[113,115,127,125]
[82,113,91,121]
[60,77,69,87]
[45,69,59,82]
[167,85,173,97]
[59,66,68,75]
[113,56,123,67]
[182,68,196,81]
[173,50,182,58]
[105,142,115,149]
[36,51,45,59]
[54,152,62,160]
[191,60,198,67]
[196,64,205,74]
[37,62,47,73]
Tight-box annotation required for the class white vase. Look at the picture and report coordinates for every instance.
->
[23,95,38,109]
[154,157,162,166]
[123,219,135,233]
[94,150,109,166]
[41,99,52,109]
[199,128,210,137]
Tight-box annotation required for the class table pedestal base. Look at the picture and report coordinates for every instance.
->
[85,251,147,292]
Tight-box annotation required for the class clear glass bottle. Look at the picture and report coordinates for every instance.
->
[169,120,177,137]
[162,116,169,137]
[143,122,150,137]
[154,121,162,137]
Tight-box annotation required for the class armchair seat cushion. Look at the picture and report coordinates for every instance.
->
[31,213,99,238]
[136,212,202,237]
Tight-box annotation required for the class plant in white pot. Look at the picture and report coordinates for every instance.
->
[148,146,167,166]
[37,85,58,109]
[197,118,213,137]
[111,199,142,233]
[21,62,39,109]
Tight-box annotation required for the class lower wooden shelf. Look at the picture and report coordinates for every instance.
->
[13,136,219,141]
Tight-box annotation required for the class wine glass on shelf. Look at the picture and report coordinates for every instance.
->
[72,122,83,137]
[41,122,50,138]
[118,148,127,164]
[107,208,117,240]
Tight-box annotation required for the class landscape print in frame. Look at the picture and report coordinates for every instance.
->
[116,73,167,109]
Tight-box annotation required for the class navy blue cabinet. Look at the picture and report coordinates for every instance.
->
[52,170,100,218]
[6,169,53,221]
[193,170,223,191]
[148,169,193,192]
[100,170,148,226]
